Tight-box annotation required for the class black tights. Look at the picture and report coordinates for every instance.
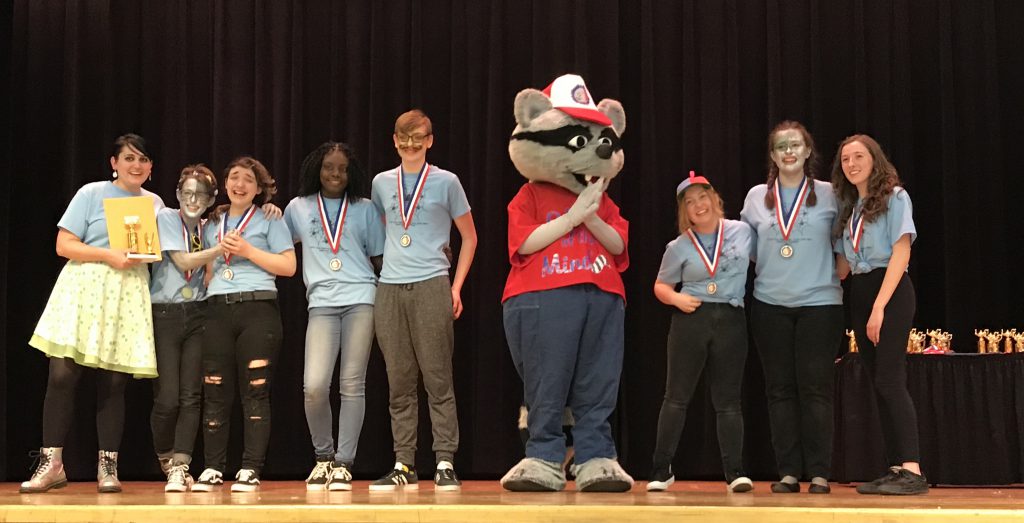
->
[42,357,129,450]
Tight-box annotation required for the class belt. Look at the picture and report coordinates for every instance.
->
[152,301,207,313]
[207,291,278,305]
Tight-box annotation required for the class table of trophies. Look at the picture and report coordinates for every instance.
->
[833,329,1024,485]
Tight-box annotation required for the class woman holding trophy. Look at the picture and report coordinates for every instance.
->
[22,134,165,493]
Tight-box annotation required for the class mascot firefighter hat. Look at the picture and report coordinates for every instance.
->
[500,74,634,492]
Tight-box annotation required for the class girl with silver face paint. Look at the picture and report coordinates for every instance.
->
[740,121,844,494]
[148,165,224,492]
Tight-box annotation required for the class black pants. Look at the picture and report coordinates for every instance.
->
[850,269,920,464]
[750,299,843,479]
[652,303,748,482]
[151,302,206,463]
[42,357,129,450]
[201,298,282,474]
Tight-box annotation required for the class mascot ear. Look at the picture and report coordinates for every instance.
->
[514,89,553,128]
[597,99,626,137]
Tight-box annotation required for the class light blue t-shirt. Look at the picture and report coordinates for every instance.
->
[740,179,843,307]
[58,181,165,248]
[284,194,385,308]
[656,219,753,308]
[836,188,917,274]
[150,208,208,304]
[371,164,471,284]
[203,209,294,294]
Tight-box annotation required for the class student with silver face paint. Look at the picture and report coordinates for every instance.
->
[148,165,224,492]
[832,134,927,496]
[740,121,843,494]
[22,134,165,494]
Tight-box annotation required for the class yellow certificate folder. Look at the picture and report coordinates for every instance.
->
[103,196,162,261]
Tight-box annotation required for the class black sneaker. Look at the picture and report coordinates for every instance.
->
[305,460,333,491]
[191,468,223,492]
[434,462,461,492]
[369,462,418,491]
[856,466,901,495]
[231,468,260,492]
[646,464,674,491]
[328,462,353,492]
[878,468,929,495]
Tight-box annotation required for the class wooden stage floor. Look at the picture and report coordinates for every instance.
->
[2,480,1024,522]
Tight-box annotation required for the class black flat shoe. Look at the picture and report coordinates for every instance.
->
[770,481,800,493]
[808,483,831,494]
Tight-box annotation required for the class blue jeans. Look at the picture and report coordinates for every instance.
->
[304,304,374,464]
[503,285,625,464]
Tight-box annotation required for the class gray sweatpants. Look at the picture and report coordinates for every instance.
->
[374,275,458,466]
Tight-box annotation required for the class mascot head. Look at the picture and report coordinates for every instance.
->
[509,74,626,194]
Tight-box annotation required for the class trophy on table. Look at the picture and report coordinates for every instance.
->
[985,330,1005,354]
[907,329,927,353]
[975,329,990,353]
[846,330,858,353]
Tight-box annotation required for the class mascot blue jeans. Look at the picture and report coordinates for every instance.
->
[503,284,624,464]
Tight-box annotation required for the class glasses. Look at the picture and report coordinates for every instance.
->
[179,190,212,202]
[773,141,805,153]
[396,133,431,146]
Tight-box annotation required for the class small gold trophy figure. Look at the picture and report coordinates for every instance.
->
[975,329,989,353]
[1013,331,1024,353]
[124,215,140,253]
[145,232,155,255]
[986,331,1004,354]
[1004,329,1017,354]
[846,329,858,353]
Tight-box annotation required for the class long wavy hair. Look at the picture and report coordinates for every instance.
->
[830,134,902,239]
[296,142,369,199]
[211,156,276,222]
[763,120,819,208]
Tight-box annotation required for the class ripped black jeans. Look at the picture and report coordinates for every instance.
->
[201,297,281,474]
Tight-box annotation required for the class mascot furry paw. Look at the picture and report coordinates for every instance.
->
[500,74,633,492]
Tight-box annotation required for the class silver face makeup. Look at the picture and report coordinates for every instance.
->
[177,178,215,220]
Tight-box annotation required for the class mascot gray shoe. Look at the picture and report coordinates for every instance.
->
[501,458,567,492]
[573,457,634,492]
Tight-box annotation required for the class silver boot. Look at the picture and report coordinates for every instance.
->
[97,450,122,493]
[20,447,67,493]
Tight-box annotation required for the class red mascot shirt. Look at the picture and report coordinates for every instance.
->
[502,182,629,303]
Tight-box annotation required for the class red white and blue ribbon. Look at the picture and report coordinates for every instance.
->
[849,208,866,253]
[686,219,724,278]
[178,211,203,281]
[774,176,808,243]
[317,193,348,254]
[397,162,429,230]
[219,205,257,265]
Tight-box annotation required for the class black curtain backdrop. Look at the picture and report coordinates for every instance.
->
[4,1,1022,482]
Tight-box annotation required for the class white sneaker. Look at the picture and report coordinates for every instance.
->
[164,462,194,493]
[305,460,332,491]
[729,476,754,493]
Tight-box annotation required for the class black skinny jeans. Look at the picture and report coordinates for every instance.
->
[850,269,920,465]
[42,357,129,450]
[750,299,843,480]
[652,303,748,482]
[150,302,206,463]
[201,297,282,474]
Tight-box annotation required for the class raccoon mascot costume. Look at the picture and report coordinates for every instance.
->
[500,74,633,492]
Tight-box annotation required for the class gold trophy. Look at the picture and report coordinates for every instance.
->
[124,215,141,253]
[1013,331,1024,353]
[986,331,1004,354]
[846,329,858,353]
[909,329,926,353]
[1004,330,1017,354]
[975,329,989,353]
[145,232,155,255]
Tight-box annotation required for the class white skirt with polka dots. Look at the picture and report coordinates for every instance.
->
[29,261,157,378]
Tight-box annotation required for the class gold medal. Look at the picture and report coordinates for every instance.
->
[707,281,718,295]
[329,258,342,271]
[400,234,412,248]
[222,268,234,281]
[181,286,194,300]
[780,244,793,258]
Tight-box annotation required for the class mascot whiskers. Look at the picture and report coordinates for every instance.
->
[500,74,633,492]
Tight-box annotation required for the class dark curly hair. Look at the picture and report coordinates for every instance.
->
[830,134,902,239]
[297,142,369,199]
[763,121,819,209]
